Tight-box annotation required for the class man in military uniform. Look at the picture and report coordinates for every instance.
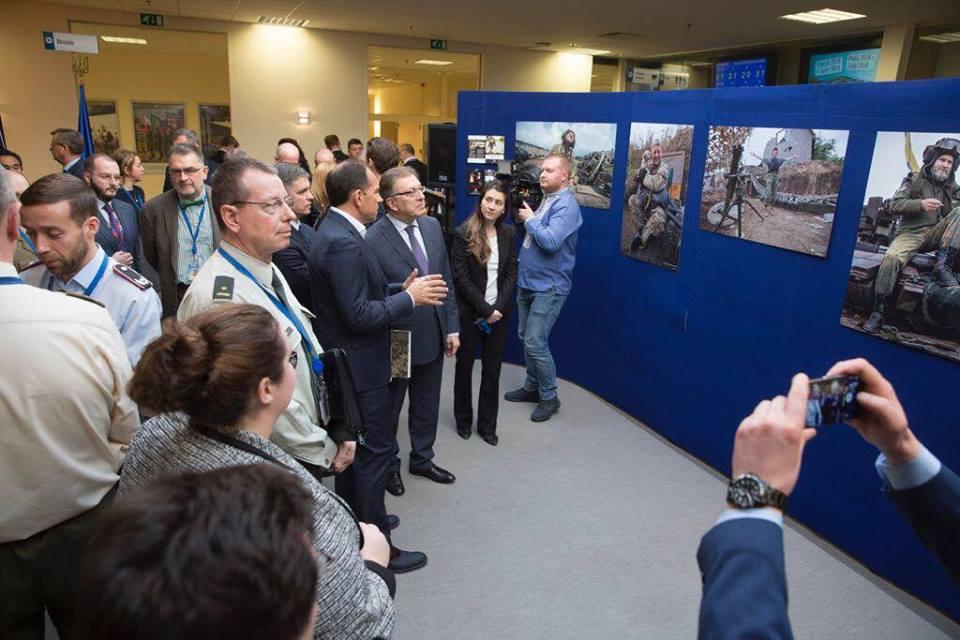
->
[863,138,960,333]
[19,173,161,365]
[177,157,351,476]
[550,128,578,186]
[628,141,671,250]
[0,166,140,640]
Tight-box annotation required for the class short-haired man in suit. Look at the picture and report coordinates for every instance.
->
[366,137,399,178]
[399,143,429,186]
[308,160,448,573]
[49,128,85,178]
[161,128,219,192]
[142,143,221,318]
[272,163,317,314]
[347,138,364,161]
[83,153,140,270]
[367,167,459,496]
[315,148,335,167]
[325,134,349,163]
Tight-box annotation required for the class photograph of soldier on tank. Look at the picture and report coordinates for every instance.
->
[514,121,618,209]
[841,132,960,362]
[699,126,849,257]
[619,123,693,271]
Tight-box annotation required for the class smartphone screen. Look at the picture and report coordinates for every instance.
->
[806,375,862,427]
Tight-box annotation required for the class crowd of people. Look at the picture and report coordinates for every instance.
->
[0,127,956,639]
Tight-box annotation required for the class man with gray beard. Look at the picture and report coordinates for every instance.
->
[863,138,960,333]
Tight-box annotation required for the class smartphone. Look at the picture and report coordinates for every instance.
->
[806,374,862,427]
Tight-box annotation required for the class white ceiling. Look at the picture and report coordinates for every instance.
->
[53,0,960,58]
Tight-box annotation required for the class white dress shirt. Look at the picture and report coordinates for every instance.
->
[485,234,499,306]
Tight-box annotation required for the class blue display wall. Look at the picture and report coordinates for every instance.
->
[455,79,960,619]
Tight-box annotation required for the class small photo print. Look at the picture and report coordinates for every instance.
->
[485,135,505,160]
[468,135,487,164]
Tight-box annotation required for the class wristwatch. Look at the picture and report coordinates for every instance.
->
[727,473,788,511]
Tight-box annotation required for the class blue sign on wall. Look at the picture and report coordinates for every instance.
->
[714,58,768,88]
[808,48,880,84]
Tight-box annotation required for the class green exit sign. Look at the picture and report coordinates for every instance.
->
[140,13,164,27]
[430,39,447,50]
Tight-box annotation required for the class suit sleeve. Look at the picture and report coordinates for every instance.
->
[696,519,793,640]
[495,225,518,313]
[524,197,582,254]
[272,246,310,309]
[885,466,960,582]
[450,232,493,319]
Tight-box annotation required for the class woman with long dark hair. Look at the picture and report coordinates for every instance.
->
[450,180,518,445]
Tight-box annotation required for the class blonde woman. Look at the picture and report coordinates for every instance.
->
[113,148,146,214]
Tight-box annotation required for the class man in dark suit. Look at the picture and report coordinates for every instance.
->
[308,160,448,573]
[272,163,317,312]
[49,129,85,178]
[697,359,959,639]
[141,144,220,318]
[366,167,459,495]
[399,144,428,186]
[83,154,141,271]
[325,134,349,164]
[160,129,219,193]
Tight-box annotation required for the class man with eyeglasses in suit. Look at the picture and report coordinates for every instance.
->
[141,143,221,317]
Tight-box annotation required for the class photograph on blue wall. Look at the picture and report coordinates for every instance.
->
[841,131,960,361]
[515,121,617,209]
[620,122,694,270]
[699,126,848,257]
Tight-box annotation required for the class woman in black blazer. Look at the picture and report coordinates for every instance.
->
[450,181,518,446]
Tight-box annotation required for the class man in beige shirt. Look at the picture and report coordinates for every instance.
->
[0,166,140,639]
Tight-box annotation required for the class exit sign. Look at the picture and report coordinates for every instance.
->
[430,39,447,50]
[140,13,164,27]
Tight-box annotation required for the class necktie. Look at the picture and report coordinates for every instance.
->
[405,224,430,276]
[104,202,124,245]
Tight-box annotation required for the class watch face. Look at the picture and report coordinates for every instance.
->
[729,475,763,508]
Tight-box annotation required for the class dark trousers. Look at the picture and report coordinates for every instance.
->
[335,385,393,534]
[389,353,444,472]
[454,316,508,436]
[0,486,116,640]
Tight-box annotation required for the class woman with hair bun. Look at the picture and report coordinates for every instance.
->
[120,303,396,640]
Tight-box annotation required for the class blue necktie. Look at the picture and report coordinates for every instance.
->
[405,225,430,276]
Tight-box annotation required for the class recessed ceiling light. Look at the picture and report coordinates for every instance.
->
[919,32,960,43]
[101,36,147,44]
[569,48,611,56]
[414,59,453,65]
[780,8,866,24]
[257,16,309,27]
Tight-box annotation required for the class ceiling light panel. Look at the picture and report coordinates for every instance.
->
[414,59,453,65]
[780,8,866,25]
[256,16,310,27]
[101,36,148,44]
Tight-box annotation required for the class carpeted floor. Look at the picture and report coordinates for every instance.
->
[380,360,959,639]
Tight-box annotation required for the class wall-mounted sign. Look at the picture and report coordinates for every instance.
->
[430,39,447,50]
[140,13,165,27]
[42,31,99,54]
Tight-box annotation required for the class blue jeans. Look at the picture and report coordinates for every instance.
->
[516,287,568,400]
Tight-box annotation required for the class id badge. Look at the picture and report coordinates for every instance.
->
[188,255,201,280]
[313,374,332,425]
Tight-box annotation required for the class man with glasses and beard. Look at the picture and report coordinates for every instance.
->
[83,154,141,270]
[141,143,221,318]
[863,138,960,333]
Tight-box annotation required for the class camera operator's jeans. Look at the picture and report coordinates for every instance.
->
[516,287,568,400]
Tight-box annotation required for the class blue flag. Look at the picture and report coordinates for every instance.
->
[77,84,95,158]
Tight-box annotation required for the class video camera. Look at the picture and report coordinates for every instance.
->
[499,158,544,212]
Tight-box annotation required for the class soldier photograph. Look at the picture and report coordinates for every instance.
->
[514,121,617,210]
[619,122,693,271]
[841,132,960,362]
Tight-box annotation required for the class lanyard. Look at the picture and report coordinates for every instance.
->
[48,252,108,296]
[179,200,206,257]
[0,276,24,285]
[217,248,324,374]
[123,188,143,213]
[18,229,37,255]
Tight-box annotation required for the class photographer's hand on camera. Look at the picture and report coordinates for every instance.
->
[731,373,816,508]
[403,269,447,306]
[516,201,535,223]
[826,358,919,465]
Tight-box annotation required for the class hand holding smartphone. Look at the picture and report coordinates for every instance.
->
[805,374,862,427]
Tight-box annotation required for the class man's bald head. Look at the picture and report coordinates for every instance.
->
[276,142,300,165]
[314,148,335,166]
[9,171,29,200]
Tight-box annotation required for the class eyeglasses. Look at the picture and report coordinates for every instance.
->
[390,186,426,199]
[288,351,298,369]
[231,196,295,214]
[169,167,204,177]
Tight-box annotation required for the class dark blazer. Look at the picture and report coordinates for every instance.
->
[365,215,459,366]
[64,159,85,179]
[697,518,792,640]
[95,198,141,270]
[140,186,220,318]
[161,158,220,192]
[886,465,960,581]
[273,223,317,313]
[114,185,145,216]
[333,149,349,163]
[450,222,517,321]
[308,211,414,392]
[404,158,429,185]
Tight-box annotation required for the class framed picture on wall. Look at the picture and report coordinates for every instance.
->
[199,104,232,159]
[132,102,186,164]
[88,100,121,156]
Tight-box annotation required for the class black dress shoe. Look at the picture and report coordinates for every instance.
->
[480,432,499,446]
[385,470,405,496]
[409,463,456,484]
[456,426,471,440]
[388,546,427,574]
[386,514,400,531]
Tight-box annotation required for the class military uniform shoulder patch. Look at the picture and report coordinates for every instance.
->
[212,275,235,301]
[64,292,106,307]
[113,264,153,290]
